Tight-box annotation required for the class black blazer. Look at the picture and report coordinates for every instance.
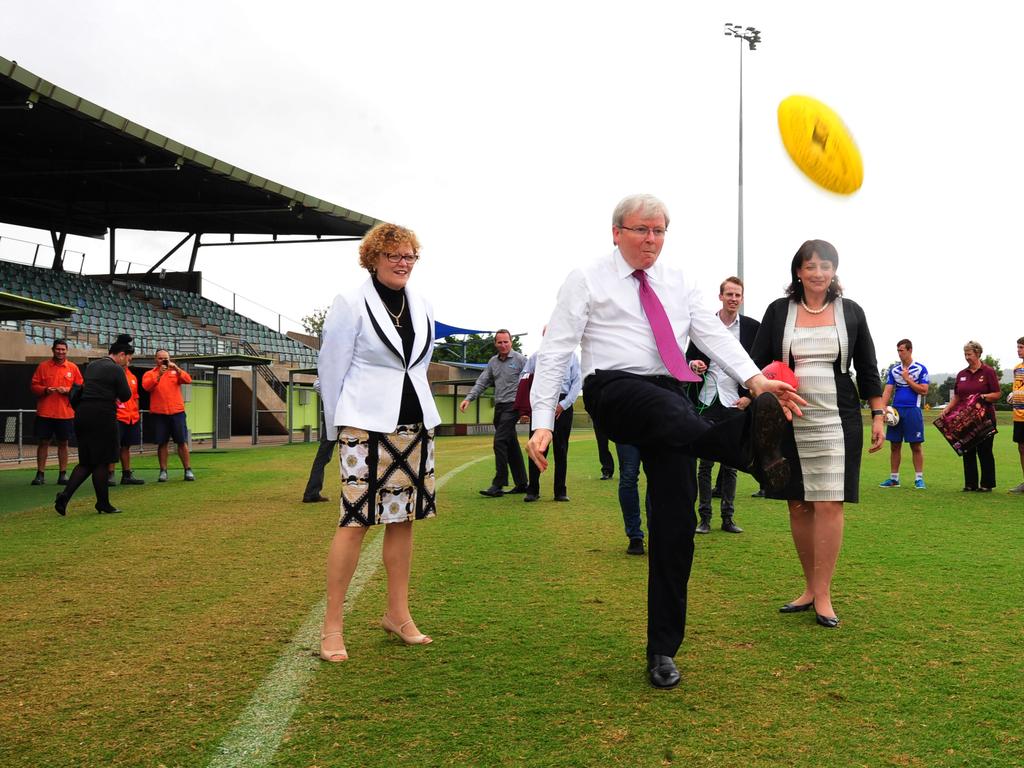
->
[686,314,760,403]
[750,296,882,400]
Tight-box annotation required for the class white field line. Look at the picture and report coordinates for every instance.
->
[206,454,488,768]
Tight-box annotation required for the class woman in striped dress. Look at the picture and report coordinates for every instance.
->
[751,240,884,628]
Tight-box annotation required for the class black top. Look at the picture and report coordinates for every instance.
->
[80,356,132,412]
[372,276,423,425]
[750,297,882,400]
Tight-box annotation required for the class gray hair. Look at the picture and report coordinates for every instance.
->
[964,340,983,356]
[612,194,670,228]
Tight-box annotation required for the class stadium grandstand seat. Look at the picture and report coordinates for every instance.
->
[0,260,316,366]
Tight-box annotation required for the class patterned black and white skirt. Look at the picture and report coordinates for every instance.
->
[337,423,436,527]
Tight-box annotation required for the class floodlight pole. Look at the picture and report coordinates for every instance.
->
[724,23,761,313]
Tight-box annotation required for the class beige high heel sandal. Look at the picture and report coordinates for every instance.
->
[381,614,432,645]
[319,631,349,662]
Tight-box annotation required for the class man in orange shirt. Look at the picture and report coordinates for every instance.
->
[141,349,195,482]
[109,345,145,485]
[30,339,83,485]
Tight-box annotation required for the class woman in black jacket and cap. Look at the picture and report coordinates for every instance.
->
[55,335,133,516]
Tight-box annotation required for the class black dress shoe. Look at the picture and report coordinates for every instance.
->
[815,613,840,628]
[647,654,680,689]
[523,493,540,502]
[553,494,570,502]
[779,601,814,613]
[695,520,711,534]
[54,493,68,516]
[479,486,504,497]
[961,487,978,492]
[302,494,329,503]
[721,521,744,534]
[626,538,645,555]
[751,489,765,498]
[95,504,122,514]
[507,485,528,494]
[600,470,614,480]
[748,393,790,492]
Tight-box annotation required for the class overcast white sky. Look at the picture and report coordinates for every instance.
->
[2,1,1022,376]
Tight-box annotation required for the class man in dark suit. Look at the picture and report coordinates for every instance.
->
[686,277,761,534]
[301,378,336,503]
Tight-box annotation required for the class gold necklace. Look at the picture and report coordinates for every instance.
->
[384,294,406,328]
[800,298,830,315]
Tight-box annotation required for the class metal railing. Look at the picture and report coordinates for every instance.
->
[0,409,26,463]
[254,409,288,443]
[0,409,148,464]
[241,340,288,401]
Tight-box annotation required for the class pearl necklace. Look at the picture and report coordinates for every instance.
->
[800,298,831,315]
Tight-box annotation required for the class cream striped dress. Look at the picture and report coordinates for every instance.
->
[791,326,845,500]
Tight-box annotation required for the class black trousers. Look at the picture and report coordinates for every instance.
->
[492,402,528,488]
[303,436,337,500]
[583,370,753,657]
[594,423,615,475]
[528,402,573,496]
[962,435,996,489]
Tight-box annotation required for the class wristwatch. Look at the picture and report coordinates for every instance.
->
[871,409,884,417]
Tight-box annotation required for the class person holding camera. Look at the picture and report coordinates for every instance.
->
[141,349,195,482]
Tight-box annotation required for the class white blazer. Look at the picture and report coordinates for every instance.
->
[318,277,441,439]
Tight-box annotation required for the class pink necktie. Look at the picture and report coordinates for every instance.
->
[632,269,702,383]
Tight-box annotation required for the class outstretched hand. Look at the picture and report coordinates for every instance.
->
[527,429,552,471]
[746,374,806,420]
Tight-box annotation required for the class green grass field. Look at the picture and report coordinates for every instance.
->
[1,419,1022,768]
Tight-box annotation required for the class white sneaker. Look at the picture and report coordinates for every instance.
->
[158,469,168,482]
[1009,482,1024,495]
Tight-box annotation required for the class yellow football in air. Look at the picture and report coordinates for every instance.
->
[777,94,863,195]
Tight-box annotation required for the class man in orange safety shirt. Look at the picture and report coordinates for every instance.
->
[29,339,83,486]
[141,348,195,482]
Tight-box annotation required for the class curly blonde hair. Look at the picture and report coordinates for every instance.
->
[358,222,420,272]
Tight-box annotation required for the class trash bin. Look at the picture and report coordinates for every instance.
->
[302,424,312,443]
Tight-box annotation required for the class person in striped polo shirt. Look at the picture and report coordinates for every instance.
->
[879,339,929,489]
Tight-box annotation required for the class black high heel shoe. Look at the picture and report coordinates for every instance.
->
[95,503,122,514]
[55,493,68,516]
[779,601,814,613]
[813,600,840,628]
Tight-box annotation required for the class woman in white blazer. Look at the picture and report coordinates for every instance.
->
[317,222,441,662]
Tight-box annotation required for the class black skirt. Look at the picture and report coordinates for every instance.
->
[74,400,119,466]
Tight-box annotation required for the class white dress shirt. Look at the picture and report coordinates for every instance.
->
[530,248,759,431]
[698,312,743,408]
[522,350,582,411]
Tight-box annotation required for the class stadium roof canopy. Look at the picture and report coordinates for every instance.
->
[0,290,74,321]
[0,55,381,270]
